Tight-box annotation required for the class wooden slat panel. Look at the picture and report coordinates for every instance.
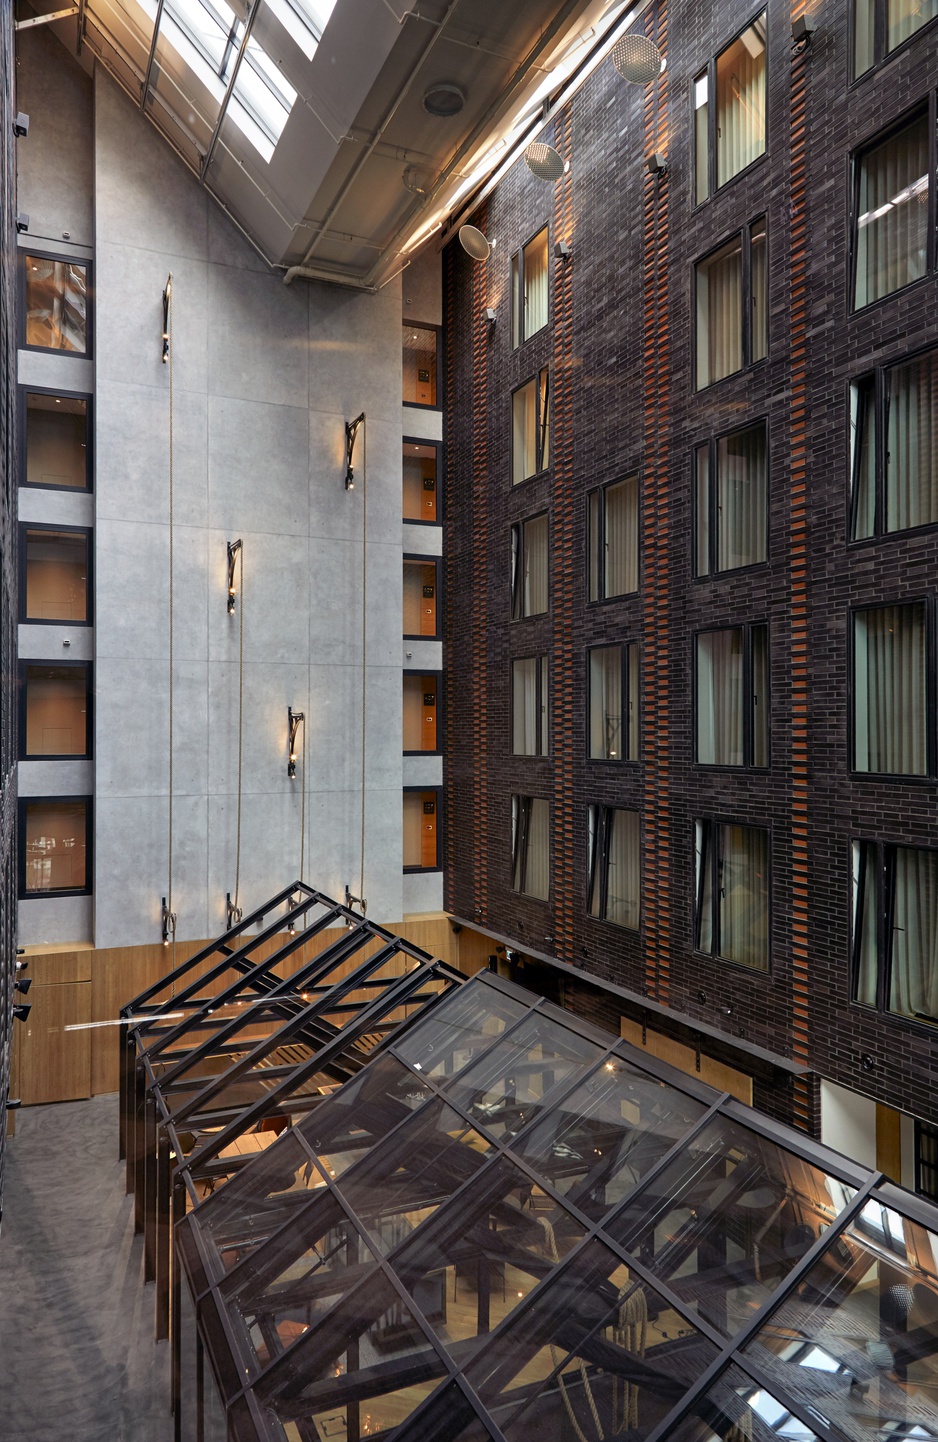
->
[21,948,92,985]
[18,981,92,1104]
[620,1018,752,1106]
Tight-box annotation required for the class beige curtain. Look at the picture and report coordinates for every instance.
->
[524,514,548,615]
[889,846,938,1022]
[513,380,536,484]
[697,629,744,765]
[605,478,638,595]
[855,113,928,309]
[850,377,877,540]
[524,230,549,338]
[525,797,550,900]
[513,658,539,755]
[607,809,640,929]
[717,423,766,570]
[697,237,742,388]
[720,824,769,970]
[715,16,766,189]
[887,350,938,531]
[854,603,926,774]
[888,0,938,53]
[852,841,880,1007]
[590,647,622,759]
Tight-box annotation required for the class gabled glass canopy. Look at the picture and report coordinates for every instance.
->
[173,969,938,1442]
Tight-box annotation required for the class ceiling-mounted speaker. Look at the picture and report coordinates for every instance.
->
[458,225,490,261]
[524,142,566,181]
[402,164,430,195]
[611,33,663,83]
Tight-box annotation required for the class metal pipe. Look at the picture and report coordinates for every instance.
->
[15,7,80,31]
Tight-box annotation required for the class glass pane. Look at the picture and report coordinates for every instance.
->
[695,70,709,204]
[522,515,548,616]
[607,1114,856,1340]
[604,478,638,596]
[403,791,438,869]
[697,237,743,389]
[697,629,744,766]
[855,113,929,309]
[852,840,880,1007]
[716,16,766,189]
[851,376,877,541]
[606,808,641,929]
[25,529,89,622]
[886,350,938,533]
[695,444,711,576]
[717,823,769,970]
[588,490,602,601]
[523,229,549,340]
[23,799,88,893]
[513,657,540,756]
[380,1380,497,1440]
[627,643,639,759]
[667,1362,826,1441]
[24,664,89,757]
[396,983,529,1081]
[403,442,437,522]
[855,0,875,75]
[888,0,938,53]
[403,560,437,636]
[514,1055,707,1221]
[403,673,437,752]
[513,380,537,484]
[752,624,769,767]
[199,1132,331,1268]
[716,422,767,571]
[744,1200,938,1442]
[751,218,767,361]
[511,251,521,348]
[403,325,437,404]
[854,603,927,774]
[296,1054,433,1179]
[590,647,622,760]
[522,796,550,901]
[25,393,88,489]
[888,845,938,1024]
[24,255,88,352]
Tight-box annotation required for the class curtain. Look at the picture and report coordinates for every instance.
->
[719,824,769,970]
[588,807,601,918]
[513,658,539,755]
[605,478,638,595]
[750,219,767,362]
[852,841,880,1007]
[588,491,602,600]
[854,603,926,774]
[627,643,639,760]
[887,351,938,531]
[511,252,521,347]
[888,0,938,53]
[697,629,743,765]
[750,625,768,767]
[697,237,742,388]
[715,16,766,189]
[889,846,938,1022]
[696,822,713,954]
[539,369,550,471]
[607,809,640,929]
[590,647,622,759]
[695,71,709,203]
[524,797,550,900]
[523,515,548,615]
[539,656,549,755]
[855,113,928,309]
[513,381,536,484]
[850,377,877,540]
[855,0,874,73]
[695,445,711,575]
[717,423,766,570]
[524,230,549,339]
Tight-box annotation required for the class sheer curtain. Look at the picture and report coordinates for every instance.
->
[513,658,538,755]
[605,478,638,595]
[607,809,640,929]
[850,377,877,540]
[697,629,743,765]
[590,647,622,759]
[855,113,929,309]
[717,423,766,570]
[887,351,938,531]
[524,231,549,338]
[697,237,742,388]
[852,841,880,1007]
[695,445,711,576]
[750,218,767,362]
[854,603,926,774]
[525,797,550,900]
[716,16,766,188]
[888,0,938,53]
[513,381,535,483]
[627,643,639,759]
[889,846,938,1022]
[524,515,548,615]
[719,824,769,971]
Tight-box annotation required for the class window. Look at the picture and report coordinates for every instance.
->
[694,13,767,203]
[20,662,92,759]
[403,673,440,753]
[511,228,549,345]
[588,806,640,929]
[512,369,550,483]
[851,349,938,539]
[403,439,439,523]
[696,624,768,767]
[403,557,439,637]
[853,602,928,775]
[695,820,769,970]
[19,797,92,897]
[402,324,439,406]
[854,0,938,77]
[695,421,767,574]
[23,253,88,354]
[589,644,639,761]
[511,795,550,900]
[853,111,930,311]
[510,515,548,619]
[696,219,766,388]
[265,0,336,62]
[853,839,938,1025]
[23,391,91,490]
[403,789,440,870]
[22,526,91,624]
[511,656,548,756]
[916,1119,938,1201]
[588,477,638,598]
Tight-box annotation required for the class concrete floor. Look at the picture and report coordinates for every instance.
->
[0,1094,173,1442]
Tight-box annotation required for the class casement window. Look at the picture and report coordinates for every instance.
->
[695,421,767,574]
[852,109,931,311]
[588,806,640,929]
[510,514,549,619]
[851,349,938,539]
[588,644,639,762]
[916,1119,938,1201]
[696,624,768,767]
[852,601,930,775]
[402,323,440,406]
[511,795,550,900]
[402,439,440,523]
[511,227,549,345]
[588,477,638,599]
[853,839,938,1026]
[23,390,91,491]
[696,219,767,389]
[21,525,92,625]
[512,656,549,756]
[696,820,770,971]
[512,369,550,484]
[19,796,92,897]
[403,673,440,754]
[403,789,441,870]
[23,253,89,354]
[19,662,92,759]
[402,557,440,638]
[854,0,938,78]
[694,13,767,204]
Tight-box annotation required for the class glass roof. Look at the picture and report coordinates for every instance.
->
[174,969,938,1442]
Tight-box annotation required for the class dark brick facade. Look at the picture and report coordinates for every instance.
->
[444,0,938,1136]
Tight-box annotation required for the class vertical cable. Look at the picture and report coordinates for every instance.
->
[166,275,175,969]
[359,422,367,903]
[300,707,307,884]
[234,545,244,914]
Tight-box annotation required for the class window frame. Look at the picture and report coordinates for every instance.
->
[402,786,443,873]
[510,512,550,621]
[401,321,443,411]
[19,247,93,358]
[511,224,550,347]
[587,804,641,931]
[587,642,639,764]
[587,475,640,602]
[402,669,443,757]
[694,620,770,770]
[693,417,769,577]
[510,654,549,757]
[18,793,94,899]
[849,596,935,778]
[20,385,93,493]
[915,1117,938,1202]
[693,9,769,206]
[17,659,94,761]
[510,793,550,901]
[852,0,938,80]
[694,816,771,973]
[511,368,551,485]
[402,436,443,527]
[402,553,442,641]
[851,836,938,1031]
[19,521,94,628]
[848,345,938,543]
[848,101,937,315]
[694,217,768,391]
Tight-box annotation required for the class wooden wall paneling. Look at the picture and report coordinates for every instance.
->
[19,980,92,1104]
[620,1018,753,1107]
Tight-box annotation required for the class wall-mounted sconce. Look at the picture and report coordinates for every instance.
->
[792,14,816,51]
[344,885,367,924]
[16,211,28,233]
[161,275,172,364]
[484,307,497,326]
[12,1004,31,1023]
[524,142,567,181]
[287,707,304,779]
[458,225,491,262]
[13,112,29,138]
[226,538,243,613]
[554,240,572,261]
[611,33,664,84]
[345,412,365,490]
[646,152,668,177]
[225,892,242,928]
[14,978,32,995]
[161,895,177,947]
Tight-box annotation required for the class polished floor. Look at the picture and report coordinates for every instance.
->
[0,1094,172,1442]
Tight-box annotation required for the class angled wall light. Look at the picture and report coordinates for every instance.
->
[12,1004,31,1023]
[14,977,32,995]
[345,412,365,490]
[226,538,243,613]
[287,707,304,779]
[161,275,172,364]
[524,142,567,181]
[225,891,242,928]
[161,896,177,947]
[611,33,664,83]
[646,152,668,177]
[458,225,491,261]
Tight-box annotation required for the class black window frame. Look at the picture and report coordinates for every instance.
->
[401,321,443,411]
[587,804,641,932]
[20,385,93,493]
[402,669,443,757]
[19,246,93,358]
[587,475,640,602]
[19,521,94,627]
[402,435,443,527]
[18,659,94,761]
[848,344,938,543]
[18,793,93,899]
[510,653,549,758]
[851,836,938,1030]
[402,786,443,873]
[693,417,769,577]
[694,217,768,391]
[849,596,936,778]
[694,620,770,770]
[693,9,768,206]
[402,553,442,641]
[849,101,937,315]
[511,368,551,485]
[511,224,550,348]
[587,642,640,764]
[510,512,550,621]
[852,0,938,79]
[916,1118,938,1202]
[510,793,550,901]
[694,816,771,973]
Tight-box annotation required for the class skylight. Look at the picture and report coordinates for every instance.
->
[265,0,337,62]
